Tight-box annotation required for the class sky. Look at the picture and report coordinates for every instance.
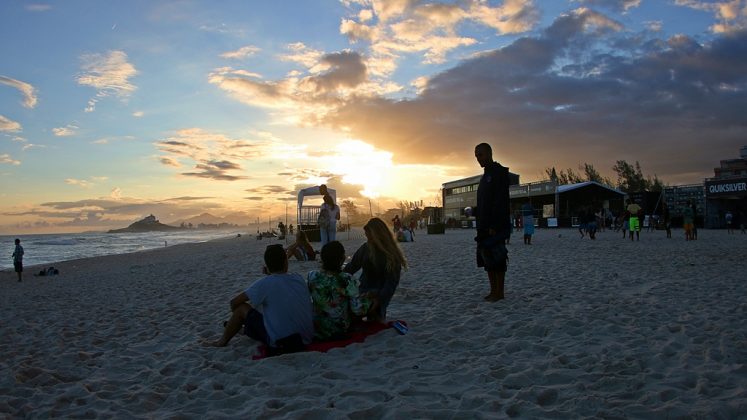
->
[1,0,746,234]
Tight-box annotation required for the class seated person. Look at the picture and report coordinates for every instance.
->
[307,241,372,341]
[210,244,314,354]
[396,228,413,242]
[286,230,316,261]
[344,218,408,322]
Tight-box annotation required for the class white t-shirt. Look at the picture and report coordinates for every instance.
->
[321,203,339,227]
[245,273,314,346]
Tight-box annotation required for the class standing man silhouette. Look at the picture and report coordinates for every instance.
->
[474,143,511,302]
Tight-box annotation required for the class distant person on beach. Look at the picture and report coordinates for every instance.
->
[319,194,340,246]
[344,217,407,321]
[12,238,24,282]
[577,208,587,238]
[521,201,534,245]
[691,202,699,240]
[683,201,695,241]
[725,211,734,234]
[210,244,313,354]
[307,241,371,341]
[662,202,672,238]
[391,215,402,233]
[586,206,597,240]
[626,199,642,241]
[286,230,316,262]
[473,142,511,302]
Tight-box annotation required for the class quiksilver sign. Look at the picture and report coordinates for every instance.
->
[707,181,747,195]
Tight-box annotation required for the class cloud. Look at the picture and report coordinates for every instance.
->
[77,50,138,112]
[575,0,641,13]
[159,156,181,167]
[182,160,249,181]
[132,111,144,117]
[25,4,51,12]
[675,0,747,33]
[52,124,78,136]
[0,76,38,108]
[318,10,747,183]
[0,154,21,165]
[155,128,295,181]
[220,45,261,59]
[65,178,94,188]
[21,143,44,151]
[340,0,540,66]
[0,115,22,132]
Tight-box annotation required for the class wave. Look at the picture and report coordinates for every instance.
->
[32,239,78,246]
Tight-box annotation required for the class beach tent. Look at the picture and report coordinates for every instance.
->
[296,186,337,241]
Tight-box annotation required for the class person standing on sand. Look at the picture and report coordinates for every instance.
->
[683,201,695,241]
[662,202,672,239]
[12,238,24,282]
[521,201,534,245]
[626,199,642,241]
[473,143,511,302]
[725,210,733,234]
[319,194,340,246]
[210,244,313,354]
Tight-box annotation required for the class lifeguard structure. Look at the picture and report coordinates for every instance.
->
[297,186,336,242]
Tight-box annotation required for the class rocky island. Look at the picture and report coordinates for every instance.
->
[108,215,182,233]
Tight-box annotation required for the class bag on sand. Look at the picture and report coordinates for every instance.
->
[318,207,330,230]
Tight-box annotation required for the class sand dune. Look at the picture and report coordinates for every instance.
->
[1,227,746,417]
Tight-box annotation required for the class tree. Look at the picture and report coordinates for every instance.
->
[612,160,648,193]
[582,163,614,187]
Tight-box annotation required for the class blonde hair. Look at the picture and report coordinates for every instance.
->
[364,217,407,272]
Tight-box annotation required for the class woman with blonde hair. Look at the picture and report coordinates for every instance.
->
[344,217,407,321]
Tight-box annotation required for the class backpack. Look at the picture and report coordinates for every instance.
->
[318,207,330,230]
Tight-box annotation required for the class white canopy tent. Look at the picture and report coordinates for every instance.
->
[296,186,336,227]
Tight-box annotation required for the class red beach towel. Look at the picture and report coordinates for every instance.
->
[252,320,407,360]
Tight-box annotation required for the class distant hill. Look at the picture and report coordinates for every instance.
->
[108,215,182,233]
[168,212,252,227]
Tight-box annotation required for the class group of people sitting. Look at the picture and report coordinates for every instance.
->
[209,217,407,356]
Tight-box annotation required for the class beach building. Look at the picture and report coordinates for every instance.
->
[663,184,706,227]
[442,173,520,227]
[703,145,747,228]
[442,175,625,228]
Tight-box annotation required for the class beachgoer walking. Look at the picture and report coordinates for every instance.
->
[577,208,587,238]
[391,215,402,233]
[725,210,734,234]
[307,241,371,341]
[521,201,534,245]
[12,238,24,282]
[473,142,511,302]
[209,244,313,354]
[319,194,340,246]
[344,218,407,321]
[586,207,598,240]
[683,201,695,241]
[662,202,672,238]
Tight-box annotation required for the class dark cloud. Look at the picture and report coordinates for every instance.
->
[308,51,367,92]
[576,0,641,13]
[182,160,248,181]
[245,185,293,194]
[324,12,747,184]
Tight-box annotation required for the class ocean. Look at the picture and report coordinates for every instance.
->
[1,228,250,271]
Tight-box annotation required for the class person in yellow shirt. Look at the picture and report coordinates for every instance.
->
[626,199,642,241]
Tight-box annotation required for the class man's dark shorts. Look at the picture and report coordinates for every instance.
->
[476,242,508,273]
[14,261,23,273]
[244,308,269,345]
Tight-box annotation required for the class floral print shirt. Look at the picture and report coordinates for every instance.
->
[306,270,370,341]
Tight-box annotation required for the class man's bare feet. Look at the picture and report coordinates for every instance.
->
[484,294,504,302]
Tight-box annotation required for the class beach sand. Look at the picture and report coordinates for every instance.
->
[1,227,746,418]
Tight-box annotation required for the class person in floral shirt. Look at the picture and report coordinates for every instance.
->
[307,241,370,341]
